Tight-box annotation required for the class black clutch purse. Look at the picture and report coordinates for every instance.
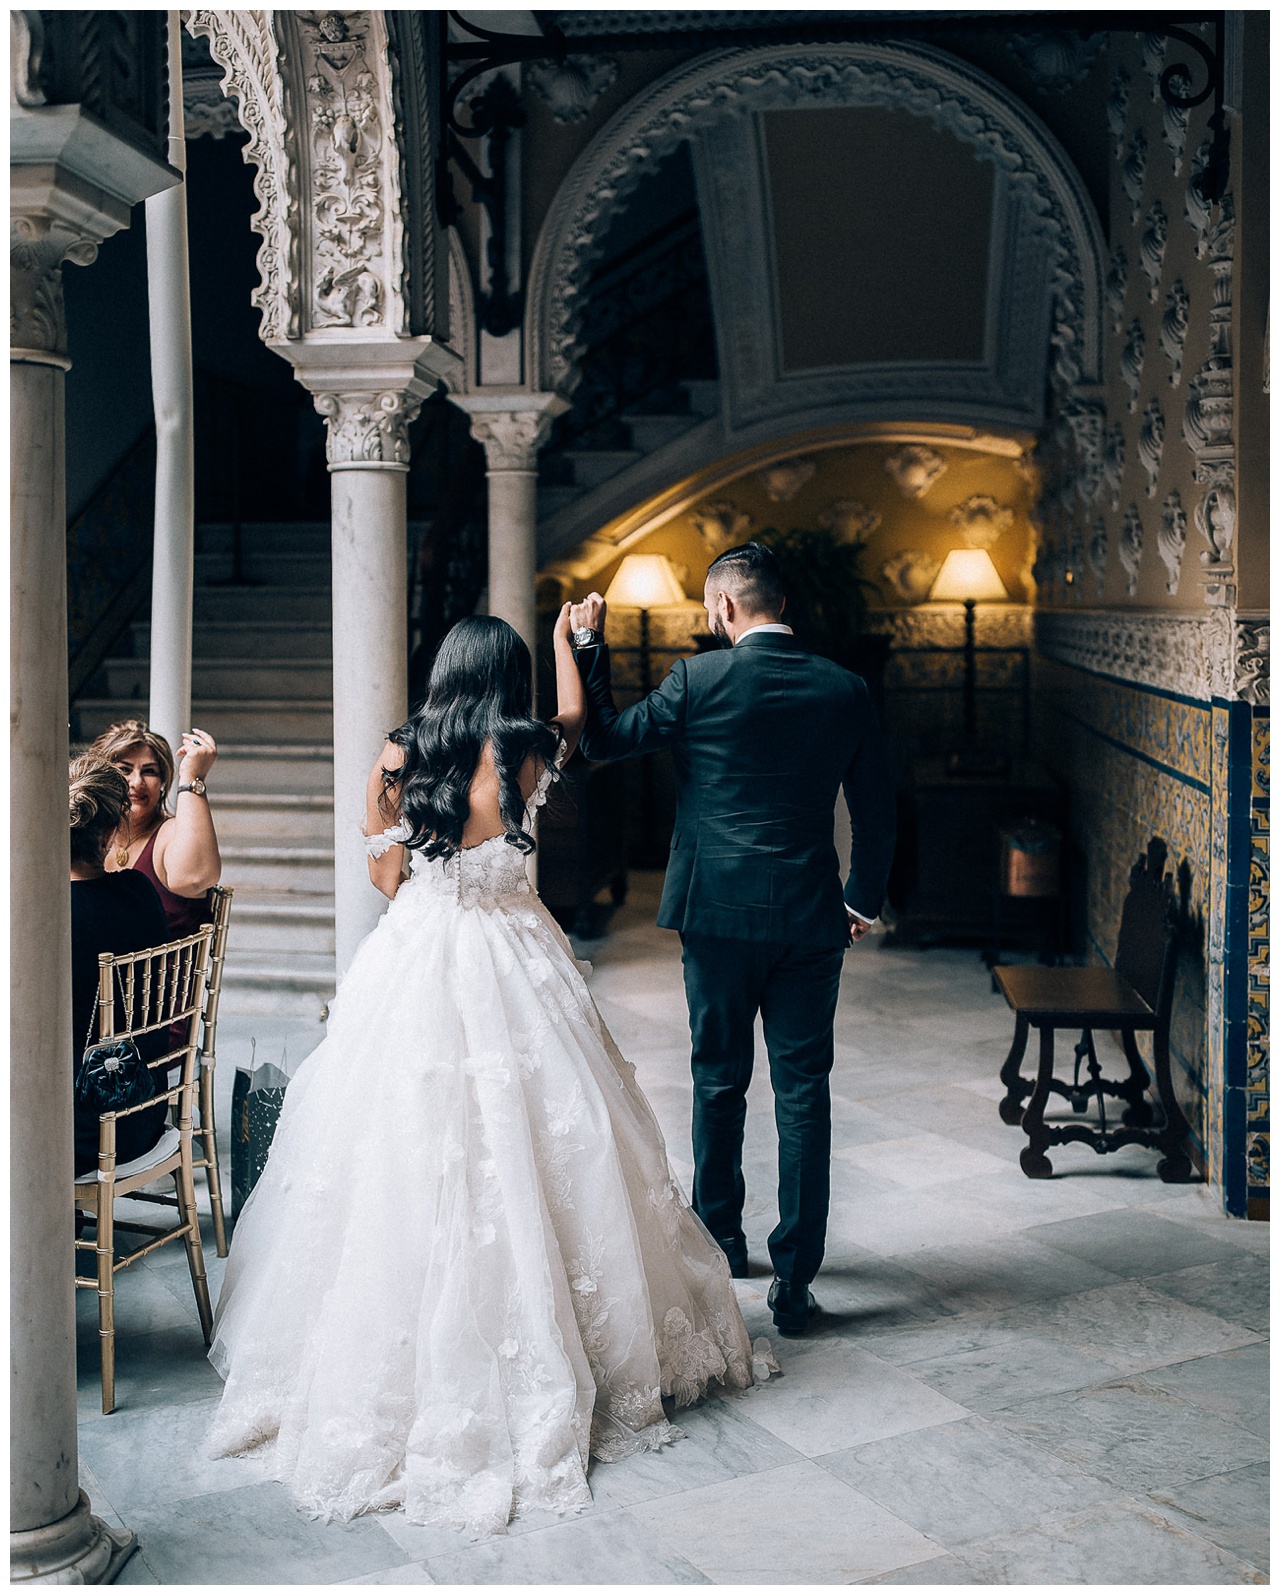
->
[75,1037,156,1117]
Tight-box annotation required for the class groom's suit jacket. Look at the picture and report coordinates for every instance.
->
[576,631,896,946]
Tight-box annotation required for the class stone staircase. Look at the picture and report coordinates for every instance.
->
[77,522,338,1019]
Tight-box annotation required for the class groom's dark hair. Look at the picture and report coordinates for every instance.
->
[706,541,785,616]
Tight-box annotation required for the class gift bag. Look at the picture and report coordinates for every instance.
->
[230,1040,291,1219]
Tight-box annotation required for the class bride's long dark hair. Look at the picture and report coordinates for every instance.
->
[384,615,558,858]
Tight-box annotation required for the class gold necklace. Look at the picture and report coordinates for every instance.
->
[115,836,131,868]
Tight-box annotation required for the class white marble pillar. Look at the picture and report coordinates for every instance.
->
[453,393,567,659]
[313,389,420,976]
[146,10,196,751]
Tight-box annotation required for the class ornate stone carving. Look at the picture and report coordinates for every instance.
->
[1119,503,1144,595]
[1087,515,1108,593]
[10,215,101,358]
[467,408,561,471]
[1182,196,1236,605]
[1159,279,1189,386]
[1106,65,1130,159]
[880,551,940,603]
[1122,129,1148,226]
[1005,30,1104,93]
[1141,32,1167,99]
[1195,473,1236,571]
[756,456,816,502]
[1036,609,1217,700]
[870,603,1032,650]
[1185,138,1213,256]
[883,444,946,499]
[1235,621,1270,706]
[690,500,752,555]
[1103,422,1125,510]
[819,499,881,543]
[313,389,422,466]
[1157,488,1187,594]
[526,54,620,123]
[1121,318,1145,413]
[1062,398,1106,507]
[1138,397,1165,496]
[948,494,1013,549]
[1162,73,1190,175]
[1139,201,1167,301]
[1105,246,1128,334]
[10,9,46,107]
[184,69,245,138]
[526,41,1108,400]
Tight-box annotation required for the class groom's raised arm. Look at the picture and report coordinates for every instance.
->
[575,642,688,762]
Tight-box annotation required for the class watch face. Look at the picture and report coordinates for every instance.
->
[572,628,597,646]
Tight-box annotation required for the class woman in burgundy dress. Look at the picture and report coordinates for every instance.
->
[87,719,222,932]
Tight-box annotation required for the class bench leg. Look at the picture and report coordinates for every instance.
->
[998,1013,1032,1125]
[1019,1025,1056,1179]
[1119,1028,1155,1126]
[1152,1029,1197,1182]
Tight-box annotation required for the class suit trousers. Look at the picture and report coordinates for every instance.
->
[680,934,846,1289]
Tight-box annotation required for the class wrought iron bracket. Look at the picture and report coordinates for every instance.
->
[1142,16,1230,205]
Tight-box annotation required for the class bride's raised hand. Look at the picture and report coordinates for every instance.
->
[553,601,573,645]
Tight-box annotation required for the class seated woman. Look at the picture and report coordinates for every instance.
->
[87,720,221,935]
[70,756,171,1178]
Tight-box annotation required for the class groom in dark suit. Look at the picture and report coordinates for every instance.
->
[570,542,895,1336]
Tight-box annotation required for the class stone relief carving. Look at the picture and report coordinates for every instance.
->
[870,604,1032,650]
[1122,129,1147,226]
[690,500,752,555]
[1062,398,1105,505]
[883,444,946,499]
[10,214,101,357]
[1106,65,1130,159]
[756,456,816,502]
[1105,246,1128,334]
[1235,621,1269,706]
[1141,33,1167,98]
[1162,74,1190,175]
[948,494,1013,549]
[1185,138,1213,256]
[1005,30,1105,93]
[1139,201,1167,301]
[313,388,422,465]
[526,54,620,123]
[1035,609,1219,700]
[1195,477,1236,572]
[1119,503,1144,595]
[467,408,561,471]
[1158,488,1187,594]
[1138,397,1165,496]
[1182,196,1236,605]
[1103,422,1125,510]
[1159,279,1189,385]
[819,499,881,543]
[1121,318,1145,412]
[184,72,245,138]
[1087,516,1108,593]
[880,551,941,604]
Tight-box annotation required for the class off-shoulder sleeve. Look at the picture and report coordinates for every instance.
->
[360,819,411,858]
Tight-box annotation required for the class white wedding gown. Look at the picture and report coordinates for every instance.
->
[207,763,755,1536]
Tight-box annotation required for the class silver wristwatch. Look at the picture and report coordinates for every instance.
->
[178,778,207,797]
[571,627,601,649]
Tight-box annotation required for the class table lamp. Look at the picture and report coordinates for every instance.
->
[929,548,1009,774]
[603,553,686,694]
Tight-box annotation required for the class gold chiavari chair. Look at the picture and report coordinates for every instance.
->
[73,925,215,1414]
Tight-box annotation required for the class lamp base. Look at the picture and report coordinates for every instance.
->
[946,747,1010,779]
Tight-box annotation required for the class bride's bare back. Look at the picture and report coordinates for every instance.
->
[460,741,541,849]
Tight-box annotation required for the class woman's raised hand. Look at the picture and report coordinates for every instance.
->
[553,602,574,645]
[178,727,219,781]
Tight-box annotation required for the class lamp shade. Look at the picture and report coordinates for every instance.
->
[603,553,687,608]
[929,548,1009,603]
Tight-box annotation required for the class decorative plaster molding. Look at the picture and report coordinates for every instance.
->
[525,40,1107,403]
[756,456,816,502]
[313,388,421,466]
[526,54,619,123]
[1159,279,1189,385]
[1122,129,1147,226]
[1235,621,1269,706]
[1061,398,1105,506]
[869,604,1033,650]
[1121,318,1145,412]
[1087,516,1108,594]
[1139,201,1167,301]
[884,443,947,499]
[690,500,752,555]
[1185,138,1213,256]
[1105,246,1128,334]
[1158,488,1187,594]
[1182,195,1236,606]
[1138,396,1165,496]
[1162,77,1190,175]
[880,551,940,603]
[1119,504,1144,595]
[1106,66,1130,160]
[10,214,99,359]
[1005,30,1105,93]
[1195,475,1236,572]
[1103,422,1125,510]
[1140,33,1167,101]
[819,499,881,542]
[1036,608,1217,699]
[184,71,245,138]
[948,494,1013,549]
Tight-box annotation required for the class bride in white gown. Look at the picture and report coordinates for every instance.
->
[207,606,757,1536]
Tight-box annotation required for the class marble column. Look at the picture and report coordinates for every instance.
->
[312,388,422,976]
[146,10,196,752]
[452,393,567,659]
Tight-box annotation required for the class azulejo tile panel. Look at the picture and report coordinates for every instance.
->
[1246,709,1269,1200]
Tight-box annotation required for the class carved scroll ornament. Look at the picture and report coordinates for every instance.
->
[756,457,816,503]
[1105,246,1128,334]
[1122,130,1148,226]
[690,500,752,556]
[1139,201,1167,301]
[1118,504,1144,595]
[1157,488,1187,594]
[314,389,422,466]
[1138,397,1165,497]
[819,499,881,543]
[10,214,100,359]
[1121,319,1146,413]
[1106,66,1130,159]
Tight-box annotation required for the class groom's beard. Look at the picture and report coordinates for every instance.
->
[710,617,733,648]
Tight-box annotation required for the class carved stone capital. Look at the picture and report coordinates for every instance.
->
[312,388,422,469]
[9,213,99,362]
[453,393,569,472]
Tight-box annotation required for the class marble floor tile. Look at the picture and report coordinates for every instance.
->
[834,1131,1011,1189]
[805,1256,961,1337]
[76,1397,266,1516]
[1148,1462,1269,1574]
[74,1256,201,1342]
[955,1496,1266,1584]
[820,1414,1111,1547]
[999,1280,1261,1375]
[424,1505,709,1585]
[76,1325,226,1422]
[339,1564,435,1584]
[1145,1250,1270,1332]
[628,1458,942,1584]
[857,1551,977,1583]
[890,1234,1124,1316]
[125,1482,410,1585]
[905,1329,1126,1413]
[995,1378,1269,1492]
[1156,1190,1274,1253]
[740,1336,970,1455]
[114,1549,162,1585]
[1025,1205,1240,1276]
[1136,1341,1269,1438]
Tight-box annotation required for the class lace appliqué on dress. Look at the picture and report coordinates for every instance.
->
[361,820,410,858]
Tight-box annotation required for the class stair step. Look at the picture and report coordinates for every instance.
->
[210,792,334,844]
[131,621,333,661]
[193,585,332,624]
[681,379,720,417]
[213,743,334,794]
[219,953,336,1019]
[228,899,336,955]
[537,485,580,519]
[562,449,643,489]
[622,413,701,453]
[104,658,334,701]
[76,699,334,743]
[220,844,335,894]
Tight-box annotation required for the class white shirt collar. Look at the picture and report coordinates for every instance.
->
[734,622,793,644]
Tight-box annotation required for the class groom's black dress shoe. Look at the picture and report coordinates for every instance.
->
[768,1277,819,1337]
[716,1237,749,1279]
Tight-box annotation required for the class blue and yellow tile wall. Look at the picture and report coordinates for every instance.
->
[1246,710,1269,1215]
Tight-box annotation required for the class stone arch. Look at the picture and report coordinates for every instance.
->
[525,40,1106,400]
